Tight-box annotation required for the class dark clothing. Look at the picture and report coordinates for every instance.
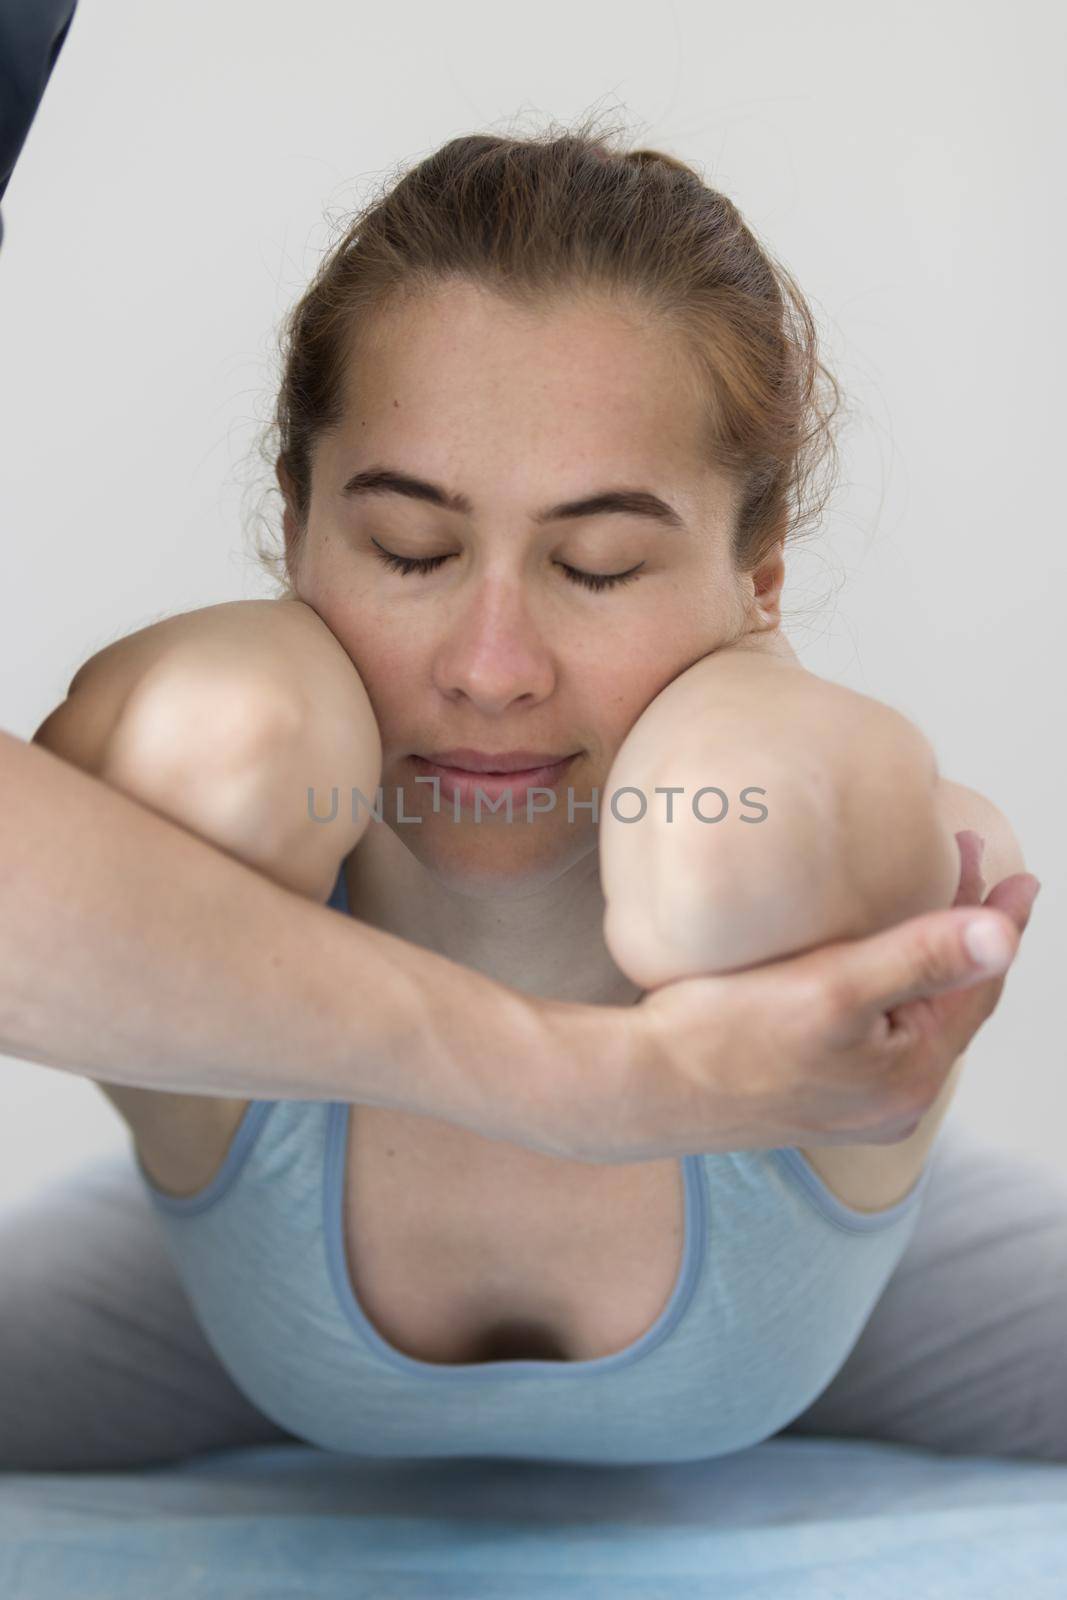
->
[0,0,79,250]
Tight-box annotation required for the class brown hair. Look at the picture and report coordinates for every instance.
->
[247,110,844,598]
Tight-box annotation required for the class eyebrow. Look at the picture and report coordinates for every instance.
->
[339,465,687,531]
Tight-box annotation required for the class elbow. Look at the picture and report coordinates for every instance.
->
[101,659,305,787]
[899,792,965,921]
[102,661,379,901]
[843,712,962,929]
[95,666,310,867]
[602,752,836,983]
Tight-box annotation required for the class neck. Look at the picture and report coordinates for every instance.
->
[343,818,644,1010]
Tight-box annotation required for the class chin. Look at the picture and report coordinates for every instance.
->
[401,822,595,896]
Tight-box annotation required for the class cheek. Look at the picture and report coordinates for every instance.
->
[343,643,422,738]
[579,683,665,777]
[613,649,699,728]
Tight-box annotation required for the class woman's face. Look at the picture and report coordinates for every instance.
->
[284,279,780,892]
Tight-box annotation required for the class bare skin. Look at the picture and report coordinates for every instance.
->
[279,279,774,1007]
[25,613,1034,1363]
[17,282,1037,1367]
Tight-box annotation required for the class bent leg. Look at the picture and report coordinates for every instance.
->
[779,1117,1067,1461]
[0,1147,302,1471]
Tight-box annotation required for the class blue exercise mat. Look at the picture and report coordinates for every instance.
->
[3,1434,1067,1598]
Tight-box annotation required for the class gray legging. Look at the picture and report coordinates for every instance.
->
[1,1116,1064,1472]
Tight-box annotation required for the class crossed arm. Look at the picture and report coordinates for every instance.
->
[26,600,1026,1189]
[593,632,1028,1203]
[38,604,1021,988]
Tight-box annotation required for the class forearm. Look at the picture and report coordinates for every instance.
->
[0,730,595,1153]
[601,646,961,985]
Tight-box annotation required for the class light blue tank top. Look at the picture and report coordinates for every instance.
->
[136,859,936,1466]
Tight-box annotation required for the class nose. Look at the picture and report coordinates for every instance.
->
[430,578,557,713]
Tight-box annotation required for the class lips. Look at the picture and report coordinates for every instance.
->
[417,748,577,773]
[409,753,577,805]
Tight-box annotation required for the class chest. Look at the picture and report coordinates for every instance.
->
[342,1105,687,1365]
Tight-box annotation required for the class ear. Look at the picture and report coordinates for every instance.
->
[746,539,786,629]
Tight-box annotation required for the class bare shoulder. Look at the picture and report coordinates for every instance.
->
[95,1082,251,1199]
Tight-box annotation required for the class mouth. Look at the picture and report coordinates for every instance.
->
[415,749,580,774]
[409,753,578,799]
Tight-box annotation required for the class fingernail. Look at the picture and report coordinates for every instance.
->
[963,917,1014,972]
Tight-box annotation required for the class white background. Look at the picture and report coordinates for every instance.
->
[0,0,1062,1208]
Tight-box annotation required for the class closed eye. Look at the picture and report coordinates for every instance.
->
[370,540,645,593]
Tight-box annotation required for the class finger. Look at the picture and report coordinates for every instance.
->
[952,829,986,906]
[818,904,1023,1050]
[875,873,1040,1056]
[983,871,1042,931]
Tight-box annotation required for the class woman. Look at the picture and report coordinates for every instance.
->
[1,120,1048,1469]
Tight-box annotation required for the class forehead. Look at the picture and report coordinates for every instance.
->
[359,278,683,369]
[337,280,711,469]
[319,282,743,539]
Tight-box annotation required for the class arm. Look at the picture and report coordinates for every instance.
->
[600,634,1032,1198]
[33,598,382,901]
[2,603,606,1156]
[784,786,1028,1207]
[601,638,962,988]
[873,778,1029,1160]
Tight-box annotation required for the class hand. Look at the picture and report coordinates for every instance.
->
[587,831,1040,1163]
